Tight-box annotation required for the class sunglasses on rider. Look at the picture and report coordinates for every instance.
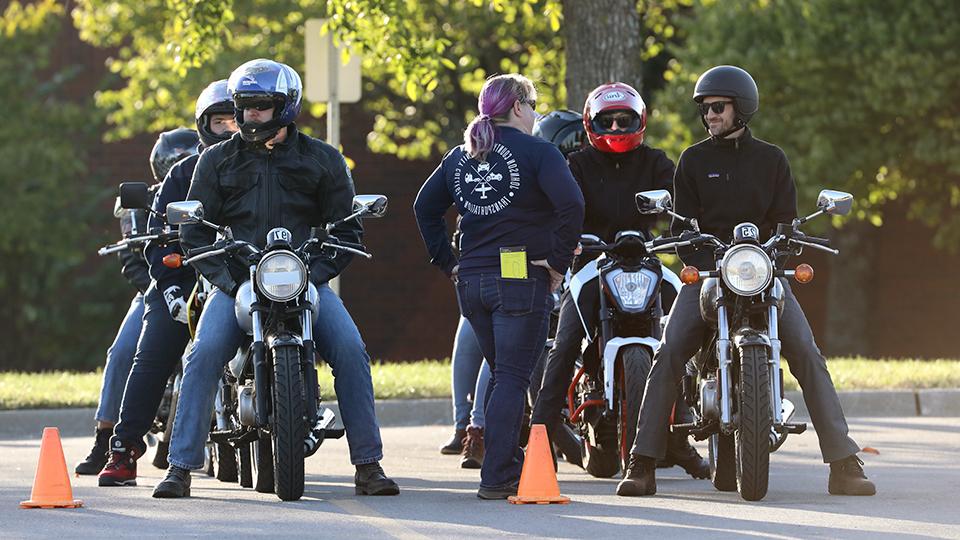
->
[520,97,537,109]
[594,110,641,131]
[698,101,734,116]
[239,100,275,111]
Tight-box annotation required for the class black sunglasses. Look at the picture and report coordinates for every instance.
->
[698,101,734,116]
[595,111,641,131]
[520,97,537,109]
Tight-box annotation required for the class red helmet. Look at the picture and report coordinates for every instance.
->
[583,82,646,153]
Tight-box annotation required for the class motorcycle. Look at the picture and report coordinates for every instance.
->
[562,231,682,477]
[635,187,853,501]
[164,194,388,501]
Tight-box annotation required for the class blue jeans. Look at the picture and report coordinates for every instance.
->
[95,293,144,424]
[455,269,553,489]
[113,284,191,452]
[167,284,384,470]
[450,317,490,430]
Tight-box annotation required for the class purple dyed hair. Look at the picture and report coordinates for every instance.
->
[463,74,537,161]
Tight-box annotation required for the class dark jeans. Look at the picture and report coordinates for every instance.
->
[456,269,553,489]
[631,280,861,463]
[113,283,191,453]
[530,285,594,437]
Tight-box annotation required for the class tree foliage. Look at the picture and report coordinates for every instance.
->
[648,0,960,249]
[0,0,119,370]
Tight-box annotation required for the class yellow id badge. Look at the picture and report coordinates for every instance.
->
[500,247,528,279]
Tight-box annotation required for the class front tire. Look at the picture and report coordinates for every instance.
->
[271,344,306,501]
[735,344,771,501]
[618,345,652,475]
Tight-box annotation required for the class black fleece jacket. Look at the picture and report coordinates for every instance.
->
[567,144,675,242]
[672,127,798,269]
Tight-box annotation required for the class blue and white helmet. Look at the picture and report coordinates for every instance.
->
[227,59,303,143]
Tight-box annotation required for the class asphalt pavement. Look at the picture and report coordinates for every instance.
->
[2,417,959,539]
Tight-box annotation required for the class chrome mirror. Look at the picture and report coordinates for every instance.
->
[166,201,204,225]
[353,194,388,218]
[635,189,672,215]
[817,189,854,216]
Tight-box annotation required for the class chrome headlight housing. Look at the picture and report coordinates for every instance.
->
[603,268,658,312]
[720,244,773,296]
[255,250,307,302]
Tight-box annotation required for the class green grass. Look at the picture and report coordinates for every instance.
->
[2,358,958,410]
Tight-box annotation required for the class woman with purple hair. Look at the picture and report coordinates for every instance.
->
[415,74,584,499]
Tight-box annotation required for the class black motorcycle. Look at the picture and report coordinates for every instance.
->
[635,187,853,501]
[165,194,388,501]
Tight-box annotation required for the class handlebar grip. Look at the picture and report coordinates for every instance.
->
[801,235,831,247]
[339,241,368,252]
[652,236,680,247]
[187,244,220,257]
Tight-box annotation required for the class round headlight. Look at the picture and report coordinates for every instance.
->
[255,251,307,302]
[721,245,772,296]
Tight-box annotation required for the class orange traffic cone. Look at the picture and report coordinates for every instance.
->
[20,427,83,509]
[508,424,570,505]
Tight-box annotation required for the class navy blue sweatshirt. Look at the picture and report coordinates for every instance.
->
[145,153,199,295]
[414,126,585,276]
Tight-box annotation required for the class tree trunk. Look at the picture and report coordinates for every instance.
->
[824,220,878,357]
[562,0,643,110]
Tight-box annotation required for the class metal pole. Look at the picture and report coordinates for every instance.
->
[327,32,341,296]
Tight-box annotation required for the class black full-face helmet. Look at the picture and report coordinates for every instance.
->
[533,109,587,157]
[693,65,759,130]
[150,128,200,182]
[195,79,235,148]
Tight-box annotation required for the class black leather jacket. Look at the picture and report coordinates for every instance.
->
[180,125,362,295]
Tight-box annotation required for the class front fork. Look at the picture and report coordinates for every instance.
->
[301,308,318,425]
[768,303,783,426]
[716,287,734,431]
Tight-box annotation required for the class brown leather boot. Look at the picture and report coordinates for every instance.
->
[828,455,876,496]
[460,426,484,469]
[617,454,657,496]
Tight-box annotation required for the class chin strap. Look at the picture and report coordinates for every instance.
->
[709,119,746,141]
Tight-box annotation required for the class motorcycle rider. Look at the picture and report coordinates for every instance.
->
[617,65,876,497]
[530,83,709,479]
[99,81,236,486]
[75,128,199,475]
[155,59,399,498]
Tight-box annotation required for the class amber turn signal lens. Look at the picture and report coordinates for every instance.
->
[680,265,700,285]
[163,253,183,269]
[794,263,814,284]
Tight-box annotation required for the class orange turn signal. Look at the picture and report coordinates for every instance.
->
[680,265,701,285]
[163,253,183,269]
[794,263,814,284]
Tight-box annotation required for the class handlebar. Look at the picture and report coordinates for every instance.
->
[97,230,179,256]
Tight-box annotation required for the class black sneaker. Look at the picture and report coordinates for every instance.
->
[355,462,400,496]
[616,454,657,496]
[76,427,112,475]
[477,480,519,500]
[153,466,192,498]
[828,455,876,496]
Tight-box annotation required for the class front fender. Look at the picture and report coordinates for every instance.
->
[602,337,659,410]
[732,328,771,349]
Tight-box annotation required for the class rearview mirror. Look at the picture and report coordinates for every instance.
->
[352,194,388,218]
[166,201,204,225]
[817,189,854,216]
[636,190,672,215]
[119,182,151,210]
